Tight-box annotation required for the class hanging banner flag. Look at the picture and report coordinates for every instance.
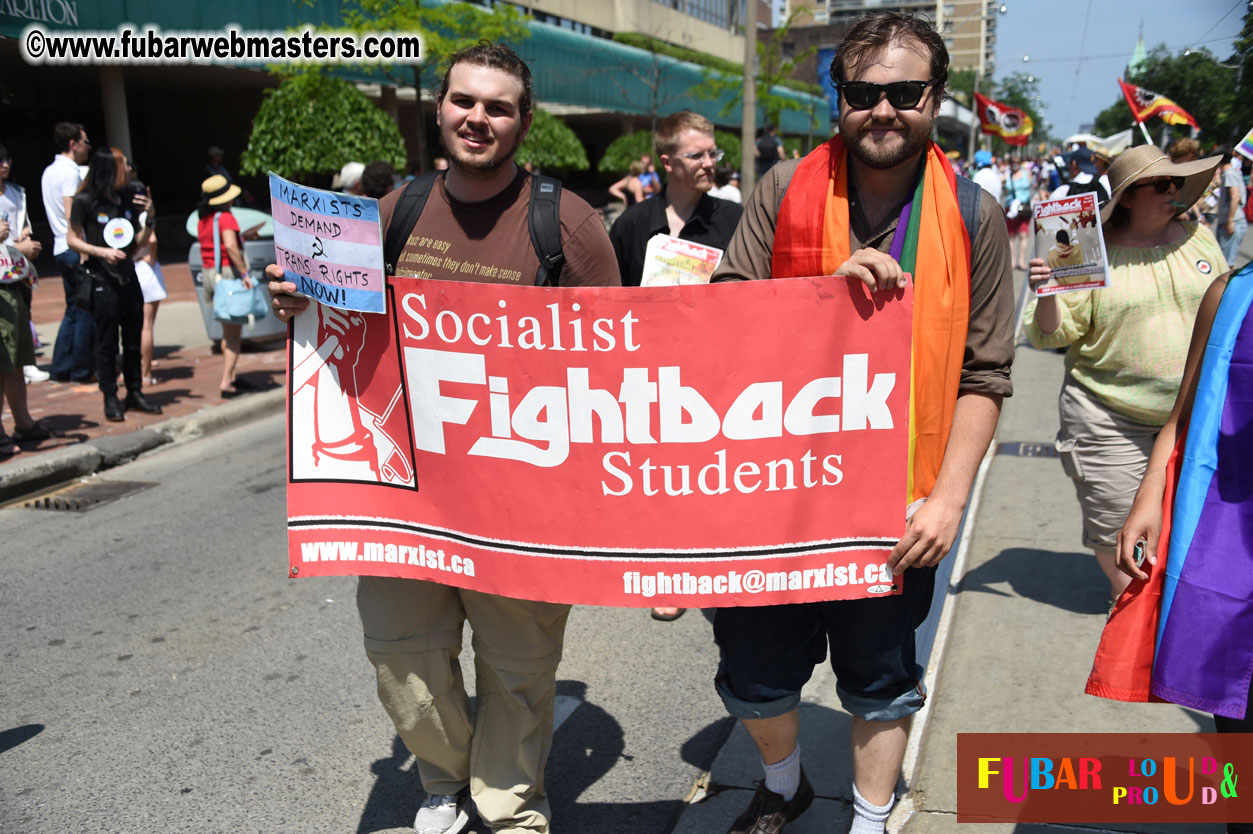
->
[1117,79,1200,129]
[286,275,916,608]
[974,93,1034,146]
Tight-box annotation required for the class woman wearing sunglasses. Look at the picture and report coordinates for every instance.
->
[1024,144,1224,605]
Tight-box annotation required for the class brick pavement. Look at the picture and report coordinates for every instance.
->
[4,262,285,463]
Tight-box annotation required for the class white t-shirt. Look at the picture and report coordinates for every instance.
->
[41,154,82,255]
[972,167,1003,203]
[709,184,742,204]
[0,183,23,245]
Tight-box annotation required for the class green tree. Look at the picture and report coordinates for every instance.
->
[338,0,531,171]
[516,109,588,172]
[1230,7,1253,145]
[240,73,406,181]
[693,9,820,131]
[596,128,741,175]
[948,68,976,107]
[983,71,1046,155]
[1088,43,1239,145]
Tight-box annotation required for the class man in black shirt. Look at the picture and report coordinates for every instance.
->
[609,110,743,289]
[755,123,786,180]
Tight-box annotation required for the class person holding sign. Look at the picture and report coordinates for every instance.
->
[66,147,161,422]
[1025,145,1225,603]
[708,13,1014,834]
[268,42,618,834]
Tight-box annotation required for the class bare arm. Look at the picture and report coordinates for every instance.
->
[1115,272,1231,579]
[888,391,1002,573]
[67,220,126,265]
[1026,259,1060,332]
[608,175,628,203]
[220,227,251,287]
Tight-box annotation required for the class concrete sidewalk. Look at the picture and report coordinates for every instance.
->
[1,263,286,501]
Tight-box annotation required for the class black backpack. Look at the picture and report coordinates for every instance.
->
[954,174,983,251]
[383,170,566,286]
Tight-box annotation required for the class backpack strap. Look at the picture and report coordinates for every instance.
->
[384,171,442,275]
[954,174,982,257]
[528,174,565,286]
[212,212,222,271]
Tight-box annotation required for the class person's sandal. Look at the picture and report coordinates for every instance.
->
[0,434,18,457]
[650,607,687,622]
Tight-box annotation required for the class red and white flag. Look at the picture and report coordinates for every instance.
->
[974,92,1034,146]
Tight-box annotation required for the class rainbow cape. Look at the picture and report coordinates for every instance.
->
[770,136,971,505]
[1086,264,1253,719]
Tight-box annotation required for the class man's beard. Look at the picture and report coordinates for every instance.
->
[443,130,523,175]
[843,118,932,170]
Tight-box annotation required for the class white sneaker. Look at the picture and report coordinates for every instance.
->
[413,787,473,834]
[23,365,50,383]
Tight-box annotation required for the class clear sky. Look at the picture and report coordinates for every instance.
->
[993,0,1244,140]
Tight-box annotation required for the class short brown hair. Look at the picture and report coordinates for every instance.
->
[53,122,85,153]
[655,110,714,158]
[438,41,533,116]
[832,12,949,97]
[1168,137,1200,163]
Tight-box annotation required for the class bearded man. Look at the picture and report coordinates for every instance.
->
[708,12,1014,834]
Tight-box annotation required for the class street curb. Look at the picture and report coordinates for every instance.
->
[0,387,285,503]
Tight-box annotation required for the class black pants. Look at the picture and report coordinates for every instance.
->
[91,270,143,396]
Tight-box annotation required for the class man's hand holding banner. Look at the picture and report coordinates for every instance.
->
[287,275,914,607]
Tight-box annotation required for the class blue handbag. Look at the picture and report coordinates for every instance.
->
[209,213,268,324]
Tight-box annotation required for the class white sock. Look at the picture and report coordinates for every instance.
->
[849,782,894,834]
[762,744,801,801]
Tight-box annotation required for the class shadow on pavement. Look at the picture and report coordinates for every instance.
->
[961,547,1110,616]
[0,724,44,754]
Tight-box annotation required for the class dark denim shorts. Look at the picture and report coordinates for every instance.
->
[713,565,937,722]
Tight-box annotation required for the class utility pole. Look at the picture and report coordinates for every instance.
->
[741,0,758,197]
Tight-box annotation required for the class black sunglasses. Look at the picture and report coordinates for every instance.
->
[837,80,938,110]
[1130,176,1185,194]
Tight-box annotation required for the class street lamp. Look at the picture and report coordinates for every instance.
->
[964,5,1011,159]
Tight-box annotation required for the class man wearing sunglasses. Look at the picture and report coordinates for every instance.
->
[709,12,1014,834]
[609,110,742,288]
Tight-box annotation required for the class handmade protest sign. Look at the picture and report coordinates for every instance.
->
[286,275,913,607]
[270,173,386,314]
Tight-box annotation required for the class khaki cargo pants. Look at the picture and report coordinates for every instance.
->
[357,576,570,833]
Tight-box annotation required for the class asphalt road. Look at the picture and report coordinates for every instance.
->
[0,414,730,834]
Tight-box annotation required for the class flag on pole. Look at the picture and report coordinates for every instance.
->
[974,93,1034,146]
[1117,79,1200,129]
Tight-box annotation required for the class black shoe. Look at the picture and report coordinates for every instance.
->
[726,768,814,834]
[104,394,125,422]
[124,391,163,415]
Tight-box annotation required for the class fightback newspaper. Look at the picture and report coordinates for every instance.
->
[639,234,723,287]
[1031,192,1109,296]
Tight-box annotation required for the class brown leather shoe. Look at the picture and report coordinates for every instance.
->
[727,768,814,834]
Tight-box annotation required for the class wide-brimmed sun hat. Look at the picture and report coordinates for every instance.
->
[201,174,241,206]
[1100,144,1221,223]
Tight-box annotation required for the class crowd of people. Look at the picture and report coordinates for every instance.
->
[2,9,1250,834]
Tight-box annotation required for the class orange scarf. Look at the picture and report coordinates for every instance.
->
[771,136,971,504]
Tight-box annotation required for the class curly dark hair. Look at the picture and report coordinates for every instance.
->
[831,12,949,98]
[438,41,533,117]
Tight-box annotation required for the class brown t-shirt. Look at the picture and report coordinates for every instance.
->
[712,158,1014,398]
[380,169,620,287]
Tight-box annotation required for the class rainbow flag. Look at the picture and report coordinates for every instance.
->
[1236,125,1253,164]
[1087,264,1253,719]
[1117,79,1200,129]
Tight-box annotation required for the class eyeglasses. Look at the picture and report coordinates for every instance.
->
[675,148,724,162]
[1130,176,1185,194]
[837,80,938,110]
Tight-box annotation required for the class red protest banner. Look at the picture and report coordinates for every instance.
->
[286,275,913,607]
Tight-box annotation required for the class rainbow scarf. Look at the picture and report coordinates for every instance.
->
[771,136,971,504]
[1086,264,1253,719]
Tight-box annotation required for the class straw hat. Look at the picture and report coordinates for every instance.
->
[1100,144,1220,223]
[201,174,241,206]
